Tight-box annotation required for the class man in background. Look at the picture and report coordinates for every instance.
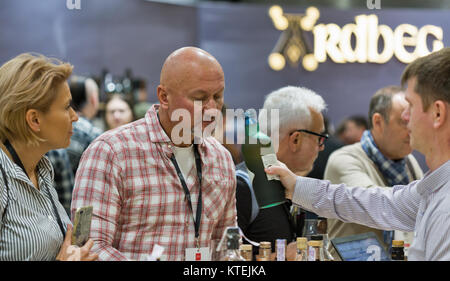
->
[324,86,423,259]
[67,76,102,175]
[336,115,368,145]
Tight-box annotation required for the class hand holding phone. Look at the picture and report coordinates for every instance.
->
[71,206,93,247]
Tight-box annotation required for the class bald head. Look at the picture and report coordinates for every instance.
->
[160,47,224,91]
[156,47,226,145]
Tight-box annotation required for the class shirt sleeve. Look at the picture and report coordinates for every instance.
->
[71,140,128,261]
[292,176,420,232]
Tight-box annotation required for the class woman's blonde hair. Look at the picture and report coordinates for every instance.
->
[0,53,73,146]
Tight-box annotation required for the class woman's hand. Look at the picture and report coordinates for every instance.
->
[265,161,298,200]
[56,224,99,261]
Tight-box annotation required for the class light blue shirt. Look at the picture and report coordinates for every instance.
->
[292,160,450,261]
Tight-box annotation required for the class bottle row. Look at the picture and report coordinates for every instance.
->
[220,227,406,261]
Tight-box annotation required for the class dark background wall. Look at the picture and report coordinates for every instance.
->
[0,0,198,98]
[1,0,449,171]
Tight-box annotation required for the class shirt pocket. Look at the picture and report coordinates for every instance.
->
[202,176,231,222]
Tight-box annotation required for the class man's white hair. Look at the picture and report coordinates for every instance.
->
[259,86,327,139]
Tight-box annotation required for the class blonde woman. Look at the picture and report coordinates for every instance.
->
[0,53,98,261]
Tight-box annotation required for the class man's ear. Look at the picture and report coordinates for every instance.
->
[431,100,448,129]
[288,132,301,152]
[157,85,169,110]
[25,109,41,133]
[372,112,384,133]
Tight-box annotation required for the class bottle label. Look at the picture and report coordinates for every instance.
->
[261,154,280,181]
[276,247,285,261]
[308,247,316,261]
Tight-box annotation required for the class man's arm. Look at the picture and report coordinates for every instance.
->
[265,163,419,233]
[291,176,419,232]
[71,140,128,261]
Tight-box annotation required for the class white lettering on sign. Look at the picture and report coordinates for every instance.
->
[268,6,444,71]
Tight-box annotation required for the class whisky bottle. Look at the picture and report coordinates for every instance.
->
[295,237,308,261]
[391,240,405,261]
[222,227,246,261]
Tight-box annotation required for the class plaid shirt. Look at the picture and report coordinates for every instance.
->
[71,104,237,261]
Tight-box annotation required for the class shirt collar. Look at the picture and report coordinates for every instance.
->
[416,160,450,196]
[146,104,173,144]
[0,148,18,178]
[0,146,54,186]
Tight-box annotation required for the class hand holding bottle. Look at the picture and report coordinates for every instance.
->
[264,161,297,200]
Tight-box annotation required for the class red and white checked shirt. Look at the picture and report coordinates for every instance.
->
[71,104,237,261]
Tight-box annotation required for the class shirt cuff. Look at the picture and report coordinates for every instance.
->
[292,176,323,211]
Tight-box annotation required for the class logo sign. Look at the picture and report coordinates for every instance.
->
[268,5,444,71]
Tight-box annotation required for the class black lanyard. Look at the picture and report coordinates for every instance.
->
[3,139,66,237]
[169,144,203,248]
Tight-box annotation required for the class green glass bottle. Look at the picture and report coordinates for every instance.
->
[241,110,286,209]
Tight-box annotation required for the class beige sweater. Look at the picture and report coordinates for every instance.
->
[324,142,424,260]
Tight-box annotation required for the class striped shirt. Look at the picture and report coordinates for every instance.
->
[292,160,450,261]
[0,150,71,261]
[71,104,237,261]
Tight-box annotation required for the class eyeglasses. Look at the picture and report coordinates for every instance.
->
[290,129,329,147]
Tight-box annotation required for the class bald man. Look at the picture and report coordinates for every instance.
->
[71,47,237,261]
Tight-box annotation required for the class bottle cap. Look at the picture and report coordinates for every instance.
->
[310,235,323,241]
[276,239,286,247]
[260,241,271,248]
[392,240,404,247]
[240,244,252,251]
[297,237,307,249]
[308,240,323,247]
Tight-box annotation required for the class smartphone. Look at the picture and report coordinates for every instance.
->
[71,206,93,247]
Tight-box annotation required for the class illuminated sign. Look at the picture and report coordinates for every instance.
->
[268,6,444,71]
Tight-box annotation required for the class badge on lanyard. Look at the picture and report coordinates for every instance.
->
[185,246,211,261]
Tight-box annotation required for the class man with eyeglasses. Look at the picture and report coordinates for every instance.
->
[235,86,327,260]
[324,86,424,260]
